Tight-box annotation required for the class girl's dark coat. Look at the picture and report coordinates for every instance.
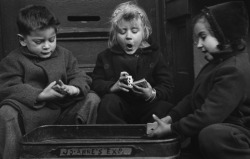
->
[91,45,173,101]
[169,52,250,138]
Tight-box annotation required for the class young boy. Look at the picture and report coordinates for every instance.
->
[148,1,250,159]
[92,1,174,124]
[0,5,94,158]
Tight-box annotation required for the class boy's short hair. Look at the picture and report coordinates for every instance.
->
[108,1,152,48]
[17,5,60,36]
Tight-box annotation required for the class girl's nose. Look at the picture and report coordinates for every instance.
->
[43,41,50,49]
[197,39,202,48]
[126,31,132,39]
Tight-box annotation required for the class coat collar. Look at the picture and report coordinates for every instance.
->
[109,43,159,55]
[210,50,245,63]
[20,46,59,60]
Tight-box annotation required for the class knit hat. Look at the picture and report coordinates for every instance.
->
[202,1,249,47]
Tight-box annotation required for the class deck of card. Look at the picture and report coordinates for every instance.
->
[132,78,148,88]
[120,71,133,87]
[120,71,148,88]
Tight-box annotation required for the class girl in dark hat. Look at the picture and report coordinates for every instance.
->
[148,1,250,159]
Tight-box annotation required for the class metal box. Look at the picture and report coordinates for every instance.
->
[20,125,180,158]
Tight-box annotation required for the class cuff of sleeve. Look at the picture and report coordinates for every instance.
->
[74,86,81,96]
[171,123,186,141]
[107,81,116,93]
[145,88,157,102]
[34,89,46,109]
[34,101,46,109]
[168,110,181,123]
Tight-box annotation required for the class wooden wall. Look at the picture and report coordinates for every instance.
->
[163,0,194,103]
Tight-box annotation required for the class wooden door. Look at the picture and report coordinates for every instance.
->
[164,0,194,104]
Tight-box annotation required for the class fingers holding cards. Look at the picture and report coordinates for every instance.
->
[52,80,67,95]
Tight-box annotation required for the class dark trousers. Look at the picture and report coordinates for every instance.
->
[0,93,100,159]
[198,123,250,159]
[0,106,21,159]
[96,93,173,124]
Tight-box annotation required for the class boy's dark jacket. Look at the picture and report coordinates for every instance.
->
[0,45,91,131]
[169,52,250,138]
[91,44,173,101]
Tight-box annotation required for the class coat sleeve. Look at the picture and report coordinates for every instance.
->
[91,52,116,97]
[153,52,174,101]
[168,94,193,122]
[0,56,43,109]
[65,52,92,97]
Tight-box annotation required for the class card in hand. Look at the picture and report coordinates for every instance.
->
[132,78,148,88]
[146,122,157,134]
[52,86,67,95]
[52,80,67,95]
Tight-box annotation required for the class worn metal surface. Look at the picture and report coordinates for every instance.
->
[20,124,180,158]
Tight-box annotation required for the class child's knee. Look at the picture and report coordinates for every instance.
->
[86,92,101,103]
[98,94,123,112]
[101,93,121,103]
[199,124,226,153]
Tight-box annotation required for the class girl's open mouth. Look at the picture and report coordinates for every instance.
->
[126,44,133,49]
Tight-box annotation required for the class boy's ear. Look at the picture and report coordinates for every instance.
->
[17,34,27,46]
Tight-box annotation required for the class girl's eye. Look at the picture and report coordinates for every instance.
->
[34,40,42,44]
[132,29,138,33]
[49,37,56,42]
[199,33,207,41]
[193,35,206,45]
[201,35,206,40]
[119,29,126,34]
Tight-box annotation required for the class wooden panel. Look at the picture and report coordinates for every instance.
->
[0,5,3,59]
[171,18,194,103]
[20,0,128,28]
[166,0,190,20]
[57,40,107,72]
[0,0,21,58]
[165,0,194,104]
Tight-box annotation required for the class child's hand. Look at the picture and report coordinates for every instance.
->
[37,81,66,102]
[53,80,80,96]
[61,85,80,96]
[147,114,172,138]
[131,81,153,100]
[110,75,133,93]
[52,80,68,95]
[147,116,172,134]
[161,115,172,124]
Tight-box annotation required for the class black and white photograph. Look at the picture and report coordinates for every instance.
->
[0,0,250,158]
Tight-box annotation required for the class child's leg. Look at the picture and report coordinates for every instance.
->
[139,100,174,123]
[57,92,101,124]
[199,123,250,159]
[0,105,22,159]
[96,93,128,124]
[76,92,100,124]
